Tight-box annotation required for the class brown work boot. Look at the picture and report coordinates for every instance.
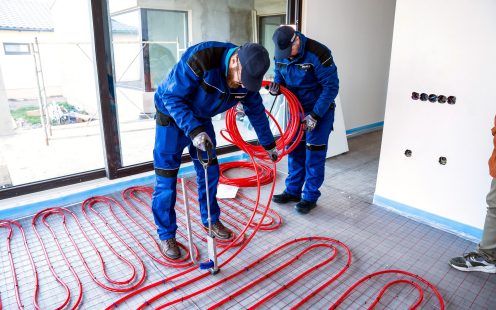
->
[160,238,181,260]
[205,220,233,240]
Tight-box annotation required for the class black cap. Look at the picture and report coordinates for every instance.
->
[237,43,270,92]
[272,25,296,60]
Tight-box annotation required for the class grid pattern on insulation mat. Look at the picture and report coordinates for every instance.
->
[0,180,281,309]
[0,130,494,309]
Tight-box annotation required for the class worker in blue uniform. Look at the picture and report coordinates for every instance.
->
[153,42,278,260]
[269,26,339,214]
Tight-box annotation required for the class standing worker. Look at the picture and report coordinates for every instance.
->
[269,25,339,214]
[449,114,496,273]
[153,42,278,260]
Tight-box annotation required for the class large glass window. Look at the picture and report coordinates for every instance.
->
[0,0,103,188]
[145,10,188,91]
[109,0,287,167]
[259,15,286,78]
[111,8,189,166]
[0,0,295,199]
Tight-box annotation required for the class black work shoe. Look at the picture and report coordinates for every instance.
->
[295,200,317,214]
[205,220,233,240]
[160,238,181,260]
[449,252,496,273]
[272,191,301,204]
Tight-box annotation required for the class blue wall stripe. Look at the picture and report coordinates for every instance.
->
[373,194,483,243]
[346,121,384,135]
[0,153,249,220]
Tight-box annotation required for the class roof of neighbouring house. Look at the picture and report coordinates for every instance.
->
[0,0,54,32]
[111,19,138,34]
[0,0,137,34]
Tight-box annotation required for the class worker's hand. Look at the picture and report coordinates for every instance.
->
[302,114,317,131]
[192,132,213,152]
[268,82,280,96]
[266,147,279,162]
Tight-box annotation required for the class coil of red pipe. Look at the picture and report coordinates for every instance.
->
[220,81,304,165]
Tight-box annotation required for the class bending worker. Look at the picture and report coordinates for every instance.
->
[153,42,278,260]
[270,25,339,214]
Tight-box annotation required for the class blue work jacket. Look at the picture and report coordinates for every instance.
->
[273,33,339,120]
[155,41,275,149]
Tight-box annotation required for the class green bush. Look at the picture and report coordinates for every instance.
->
[57,101,88,115]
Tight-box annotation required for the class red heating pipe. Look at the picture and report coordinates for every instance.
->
[219,161,274,187]
[83,195,199,268]
[328,269,445,310]
[183,179,282,230]
[121,186,202,261]
[107,80,303,308]
[33,207,146,294]
[221,81,304,163]
[32,209,83,309]
[0,220,40,309]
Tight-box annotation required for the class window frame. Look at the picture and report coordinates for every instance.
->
[3,43,31,55]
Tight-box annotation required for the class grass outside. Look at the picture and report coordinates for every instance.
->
[10,106,41,125]
[10,101,87,126]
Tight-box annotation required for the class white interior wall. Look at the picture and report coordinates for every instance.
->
[302,0,396,131]
[375,0,496,230]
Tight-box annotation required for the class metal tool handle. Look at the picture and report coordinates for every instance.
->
[196,140,214,167]
[196,142,220,275]
[181,178,197,265]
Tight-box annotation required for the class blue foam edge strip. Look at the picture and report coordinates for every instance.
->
[346,121,384,135]
[373,194,483,243]
[1,153,249,220]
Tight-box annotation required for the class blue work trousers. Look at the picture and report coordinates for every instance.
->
[152,119,220,241]
[285,107,335,202]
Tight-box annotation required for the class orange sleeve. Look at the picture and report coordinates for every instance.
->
[490,114,496,178]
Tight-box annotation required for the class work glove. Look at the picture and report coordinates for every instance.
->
[192,132,213,152]
[235,103,245,118]
[302,114,317,131]
[266,147,279,162]
[268,82,280,96]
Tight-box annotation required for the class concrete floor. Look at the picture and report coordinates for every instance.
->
[1,129,494,309]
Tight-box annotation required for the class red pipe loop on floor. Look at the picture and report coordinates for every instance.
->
[0,219,39,309]
[83,195,197,268]
[32,208,85,309]
[108,159,278,309]
[121,186,202,264]
[219,160,274,187]
[33,206,147,295]
[328,269,445,310]
[0,80,445,309]
[183,178,282,230]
